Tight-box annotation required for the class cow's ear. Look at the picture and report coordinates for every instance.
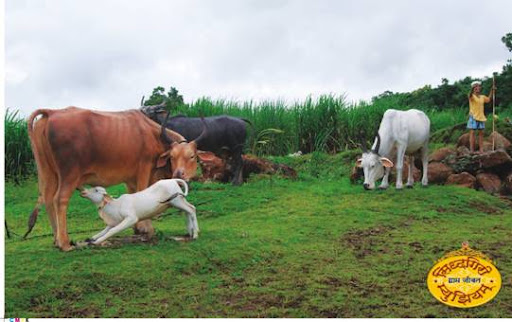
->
[156,151,171,168]
[197,151,214,163]
[379,157,394,168]
[356,159,363,168]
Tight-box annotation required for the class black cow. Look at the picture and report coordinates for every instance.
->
[141,103,251,185]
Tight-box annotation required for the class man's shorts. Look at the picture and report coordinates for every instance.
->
[467,116,485,130]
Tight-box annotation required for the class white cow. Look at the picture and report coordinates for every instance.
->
[356,109,430,190]
[79,179,199,245]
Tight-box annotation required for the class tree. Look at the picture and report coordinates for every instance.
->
[144,86,185,112]
[502,33,512,52]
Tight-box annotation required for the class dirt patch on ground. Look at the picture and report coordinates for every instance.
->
[341,225,393,259]
[498,195,512,206]
[483,240,511,262]
[321,276,344,287]
[60,306,102,318]
[29,294,102,318]
[436,207,448,213]
[75,234,195,249]
[341,217,426,259]
[467,201,503,215]
[408,241,424,253]
[224,291,305,317]
[308,276,388,317]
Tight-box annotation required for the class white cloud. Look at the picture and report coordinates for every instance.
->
[5,0,512,116]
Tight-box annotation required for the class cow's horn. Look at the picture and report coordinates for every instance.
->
[160,110,174,146]
[372,133,381,154]
[156,100,167,108]
[192,116,208,145]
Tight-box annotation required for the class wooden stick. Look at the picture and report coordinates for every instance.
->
[492,75,496,151]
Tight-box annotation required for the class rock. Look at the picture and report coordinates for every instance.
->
[350,166,363,183]
[450,150,512,174]
[197,151,228,182]
[476,172,502,194]
[488,131,511,150]
[242,155,274,175]
[478,150,512,169]
[446,172,476,189]
[242,155,297,179]
[197,152,297,183]
[482,141,493,152]
[502,172,512,194]
[457,133,471,148]
[457,132,491,151]
[456,146,471,157]
[392,160,422,182]
[428,162,454,184]
[429,147,456,162]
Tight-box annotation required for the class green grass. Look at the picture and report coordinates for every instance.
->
[5,154,512,318]
[4,108,36,182]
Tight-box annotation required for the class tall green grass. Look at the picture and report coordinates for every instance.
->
[177,95,398,154]
[425,107,467,130]
[7,96,510,183]
[5,109,35,182]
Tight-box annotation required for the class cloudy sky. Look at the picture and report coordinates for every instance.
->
[5,0,512,116]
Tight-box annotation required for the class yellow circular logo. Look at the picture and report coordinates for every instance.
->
[427,252,501,308]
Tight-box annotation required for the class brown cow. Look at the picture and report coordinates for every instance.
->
[27,106,205,251]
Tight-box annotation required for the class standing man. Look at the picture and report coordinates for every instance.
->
[467,80,496,154]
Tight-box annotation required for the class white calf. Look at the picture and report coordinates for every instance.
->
[80,179,199,245]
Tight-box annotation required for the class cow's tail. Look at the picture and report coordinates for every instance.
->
[242,118,254,135]
[240,118,254,151]
[175,179,189,196]
[27,109,53,135]
[159,179,189,204]
[24,109,54,238]
[23,195,44,239]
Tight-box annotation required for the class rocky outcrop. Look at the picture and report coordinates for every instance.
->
[427,130,512,195]
[446,172,476,189]
[502,171,512,194]
[197,153,297,183]
[476,172,502,194]
[457,133,471,149]
[489,131,511,150]
[478,150,512,169]
[429,147,456,163]
[428,162,454,184]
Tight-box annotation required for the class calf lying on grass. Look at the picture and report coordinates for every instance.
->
[79,179,199,245]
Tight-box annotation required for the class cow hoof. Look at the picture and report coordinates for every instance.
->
[85,238,96,246]
[134,221,155,238]
[406,185,414,189]
[140,235,152,242]
[378,186,388,190]
[74,240,91,248]
[60,244,75,252]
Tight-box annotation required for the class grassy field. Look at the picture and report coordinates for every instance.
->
[4,154,512,318]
